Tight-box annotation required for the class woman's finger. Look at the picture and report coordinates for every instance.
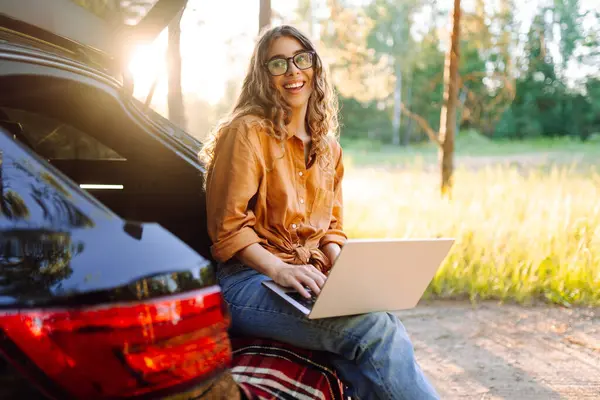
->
[303,265,327,288]
[290,278,312,298]
[297,273,321,296]
[306,268,326,289]
[309,264,328,282]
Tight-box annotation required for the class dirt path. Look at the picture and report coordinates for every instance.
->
[398,301,600,399]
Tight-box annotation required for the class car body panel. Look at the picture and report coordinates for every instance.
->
[0,125,215,308]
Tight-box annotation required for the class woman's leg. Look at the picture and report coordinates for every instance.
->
[218,264,439,400]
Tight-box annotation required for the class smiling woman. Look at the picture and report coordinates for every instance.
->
[198,24,442,400]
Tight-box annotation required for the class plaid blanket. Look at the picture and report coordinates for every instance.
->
[230,337,348,400]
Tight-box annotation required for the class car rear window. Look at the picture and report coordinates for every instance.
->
[0,107,124,161]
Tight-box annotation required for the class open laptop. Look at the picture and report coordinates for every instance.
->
[262,238,454,319]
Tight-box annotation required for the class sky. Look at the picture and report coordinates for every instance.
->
[128,0,599,108]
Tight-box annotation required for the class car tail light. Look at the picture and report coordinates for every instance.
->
[0,286,232,399]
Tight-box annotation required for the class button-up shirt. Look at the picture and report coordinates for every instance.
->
[205,115,347,272]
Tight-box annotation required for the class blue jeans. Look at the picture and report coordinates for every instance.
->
[217,263,440,400]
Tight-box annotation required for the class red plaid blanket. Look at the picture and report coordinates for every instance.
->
[230,337,348,400]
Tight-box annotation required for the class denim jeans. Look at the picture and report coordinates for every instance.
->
[217,263,440,400]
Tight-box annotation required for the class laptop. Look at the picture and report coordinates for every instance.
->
[262,238,454,319]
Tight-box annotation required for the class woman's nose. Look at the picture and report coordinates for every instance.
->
[286,60,300,75]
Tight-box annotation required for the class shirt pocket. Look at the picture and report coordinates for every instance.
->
[309,187,334,230]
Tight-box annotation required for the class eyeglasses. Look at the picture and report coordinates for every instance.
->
[265,51,316,76]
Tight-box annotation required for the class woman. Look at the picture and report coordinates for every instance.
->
[200,25,439,400]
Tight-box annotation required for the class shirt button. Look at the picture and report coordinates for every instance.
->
[299,198,305,204]
[298,171,303,176]
[291,223,297,229]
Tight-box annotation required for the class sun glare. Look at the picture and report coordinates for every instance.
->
[124,0,302,108]
[128,42,167,101]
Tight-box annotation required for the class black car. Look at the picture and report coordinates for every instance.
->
[0,0,239,398]
[0,1,352,399]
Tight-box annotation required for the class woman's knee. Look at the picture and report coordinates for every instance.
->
[348,312,414,355]
[353,312,405,334]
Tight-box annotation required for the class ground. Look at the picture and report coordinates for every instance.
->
[401,301,600,399]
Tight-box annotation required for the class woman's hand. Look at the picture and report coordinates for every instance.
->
[235,243,327,298]
[272,263,327,299]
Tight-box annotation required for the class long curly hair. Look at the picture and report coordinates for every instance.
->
[199,25,339,174]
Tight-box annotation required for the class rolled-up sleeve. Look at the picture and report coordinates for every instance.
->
[205,122,262,262]
[320,142,347,247]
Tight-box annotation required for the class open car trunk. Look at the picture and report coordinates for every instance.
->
[0,0,187,76]
[0,75,212,261]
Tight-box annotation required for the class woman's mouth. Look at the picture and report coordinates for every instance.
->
[283,81,305,94]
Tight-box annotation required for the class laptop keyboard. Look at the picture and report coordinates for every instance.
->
[287,291,317,310]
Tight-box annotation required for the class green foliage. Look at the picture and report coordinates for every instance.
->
[338,96,392,141]
[405,31,444,139]
[328,0,600,145]
[552,0,584,67]
[366,0,417,61]
[495,10,600,140]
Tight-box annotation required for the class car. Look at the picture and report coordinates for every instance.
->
[0,1,348,399]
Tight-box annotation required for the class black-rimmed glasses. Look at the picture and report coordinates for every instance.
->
[265,51,316,76]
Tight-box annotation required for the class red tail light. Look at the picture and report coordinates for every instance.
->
[0,286,232,399]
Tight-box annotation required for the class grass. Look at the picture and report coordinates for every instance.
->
[342,139,600,307]
[341,132,600,169]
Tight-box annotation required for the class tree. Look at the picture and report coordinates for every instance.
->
[495,0,517,78]
[438,0,461,197]
[403,29,445,140]
[552,0,582,71]
[320,0,383,102]
[259,0,272,33]
[497,12,564,139]
[167,7,187,130]
[367,0,421,146]
[390,0,461,196]
[458,0,514,136]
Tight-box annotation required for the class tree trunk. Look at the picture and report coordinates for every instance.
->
[259,0,272,34]
[392,62,402,146]
[438,0,461,197]
[403,79,413,146]
[167,8,187,130]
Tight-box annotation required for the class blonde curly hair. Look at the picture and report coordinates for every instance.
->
[199,25,339,175]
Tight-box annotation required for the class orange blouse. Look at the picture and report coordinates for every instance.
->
[205,115,347,272]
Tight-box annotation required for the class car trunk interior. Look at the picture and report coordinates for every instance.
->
[51,159,212,260]
[0,75,213,261]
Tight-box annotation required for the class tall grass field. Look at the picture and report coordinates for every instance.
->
[342,138,600,307]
